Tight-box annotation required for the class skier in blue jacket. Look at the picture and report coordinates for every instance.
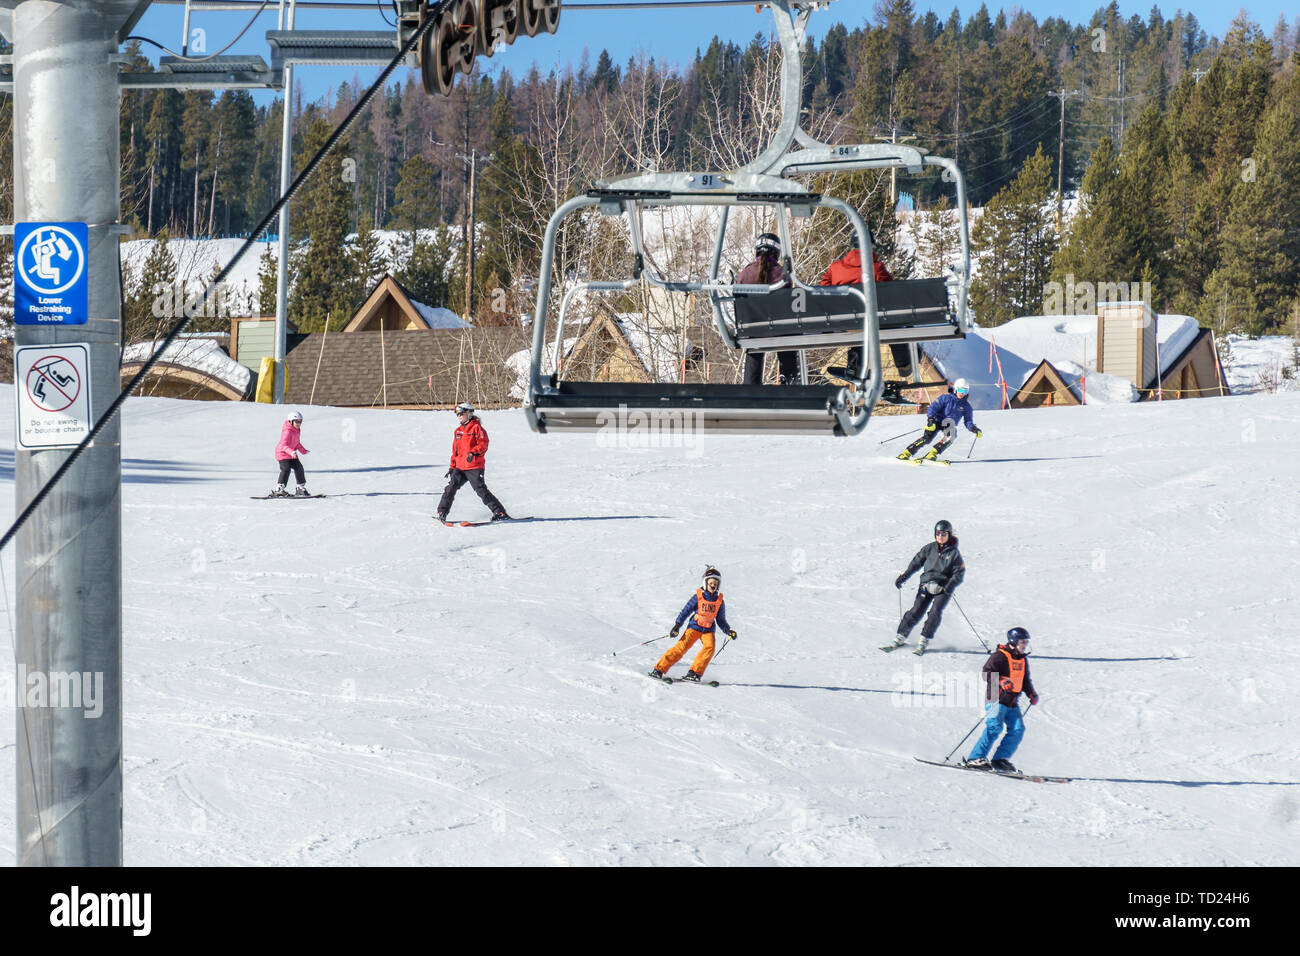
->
[898,378,982,462]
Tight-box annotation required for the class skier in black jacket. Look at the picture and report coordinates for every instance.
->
[884,519,965,655]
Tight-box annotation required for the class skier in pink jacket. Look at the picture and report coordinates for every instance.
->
[272,410,311,497]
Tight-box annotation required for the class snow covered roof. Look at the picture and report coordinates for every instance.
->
[410,299,470,330]
[922,312,1203,409]
[121,337,252,396]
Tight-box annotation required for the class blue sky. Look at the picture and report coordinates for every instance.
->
[126,1,1291,106]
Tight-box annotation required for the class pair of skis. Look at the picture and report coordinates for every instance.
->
[913,757,1070,784]
[439,516,531,527]
[649,673,720,688]
[881,641,929,656]
[250,493,327,500]
[897,456,951,467]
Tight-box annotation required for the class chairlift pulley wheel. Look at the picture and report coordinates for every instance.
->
[520,0,543,37]
[483,0,521,50]
[541,0,560,34]
[422,14,459,96]
[454,0,480,75]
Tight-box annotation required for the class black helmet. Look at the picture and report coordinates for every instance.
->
[702,566,721,588]
[848,225,874,249]
[1006,627,1031,650]
[934,519,953,536]
[755,232,780,255]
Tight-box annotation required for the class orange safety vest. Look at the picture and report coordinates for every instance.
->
[997,646,1026,693]
[693,588,723,629]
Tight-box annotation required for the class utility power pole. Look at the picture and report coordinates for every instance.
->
[459,147,485,322]
[886,126,918,205]
[1046,88,1082,235]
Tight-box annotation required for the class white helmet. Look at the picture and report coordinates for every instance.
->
[953,379,970,397]
[287,410,303,422]
[455,401,475,415]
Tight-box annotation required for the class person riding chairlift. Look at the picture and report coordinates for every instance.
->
[738,232,798,386]
[819,227,901,381]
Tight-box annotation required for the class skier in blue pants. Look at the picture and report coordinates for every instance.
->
[964,627,1038,773]
[898,378,981,462]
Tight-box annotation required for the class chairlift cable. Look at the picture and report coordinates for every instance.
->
[125,0,272,61]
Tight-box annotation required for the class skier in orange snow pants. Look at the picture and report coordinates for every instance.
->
[649,567,737,683]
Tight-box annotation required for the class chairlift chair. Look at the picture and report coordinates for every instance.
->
[524,0,972,436]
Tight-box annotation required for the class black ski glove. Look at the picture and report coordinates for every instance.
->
[670,624,681,638]
[444,469,452,479]
[466,452,477,463]
[895,574,907,589]
[924,421,938,433]
[727,629,737,639]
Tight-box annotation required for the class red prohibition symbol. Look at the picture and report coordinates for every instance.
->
[27,354,81,412]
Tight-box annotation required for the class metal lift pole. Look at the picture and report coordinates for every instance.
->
[11,0,125,865]
[273,0,296,403]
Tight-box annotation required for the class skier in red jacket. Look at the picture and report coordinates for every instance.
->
[436,402,511,523]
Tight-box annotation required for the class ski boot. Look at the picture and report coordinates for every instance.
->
[271,485,290,498]
[436,511,448,523]
[991,759,1018,774]
[922,448,940,462]
[896,449,913,461]
[294,485,311,497]
[648,668,665,680]
[683,670,702,683]
[914,637,930,656]
[962,757,991,770]
[490,510,512,522]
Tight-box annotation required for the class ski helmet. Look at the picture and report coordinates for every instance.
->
[755,232,781,256]
[287,410,303,423]
[1006,626,1031,650]
[702,567,722,589]
[953,379,970,397]
[455,401,475,415]
[934,519,953,536]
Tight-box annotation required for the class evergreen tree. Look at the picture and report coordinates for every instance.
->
[1201,55,1300,333]
[390,154,440,231]
[348,228,387,303]
[398,229,457,308]
[913,195,961,278]
[1052,138,1143,299]
[970,145,1057,325]
[125,232,178,344]
[289,111,356,331]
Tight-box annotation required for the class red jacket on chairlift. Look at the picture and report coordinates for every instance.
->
[818,248,892,286]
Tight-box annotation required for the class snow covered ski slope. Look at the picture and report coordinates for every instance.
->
[1,387,1297,865]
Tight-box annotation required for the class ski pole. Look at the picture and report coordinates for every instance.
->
[943,714,986,763]
[878,428,919,445]
[968,434,979,458]
[950,596,990,651]
[612,633,672,656]
[711,635,735,663]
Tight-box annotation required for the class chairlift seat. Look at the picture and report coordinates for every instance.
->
[527,380,863,435]
[732,277,959,350]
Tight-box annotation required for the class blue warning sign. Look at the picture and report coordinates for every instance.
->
[14,222,89,325]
